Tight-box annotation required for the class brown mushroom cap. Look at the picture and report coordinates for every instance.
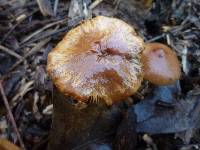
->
[47,16,144,105]
[141,43,181,85]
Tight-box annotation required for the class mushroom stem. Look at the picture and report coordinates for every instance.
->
[48,89,124,150]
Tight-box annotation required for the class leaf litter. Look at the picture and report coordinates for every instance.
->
[0,0,200,149]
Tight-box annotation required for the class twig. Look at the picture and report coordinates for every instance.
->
[36,0,54,16]
[145,33,165,43]
[166,34,171,45]
[53,0,59,16]
[89,0,103,10]
[0,45,23,59]
[0,1,37,16]
[20,18,67,44]
[0,38,50,81]
[114,0,121,11]
[0,23,19,44]
[0,81,26,150]
[83,0,90,19]
[19,26,69,48]
[0,9,37,44]
[182,46,189,75]
[10,38,50,72]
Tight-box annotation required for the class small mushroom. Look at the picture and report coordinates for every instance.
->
[47,16,144,150]
[141,43,181,85]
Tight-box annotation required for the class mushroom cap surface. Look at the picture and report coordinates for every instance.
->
[47,16,144,105]
[141,43,181,85]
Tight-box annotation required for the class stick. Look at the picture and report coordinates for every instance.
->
[10,38,50,71]
[0,45,23,59]
[0,81,26,150]
[53,0,59,16]
[89,0,103,10]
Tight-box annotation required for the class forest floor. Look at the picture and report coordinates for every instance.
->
[0,0,200,150]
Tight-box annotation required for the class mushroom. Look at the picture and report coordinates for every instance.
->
[47,16,144,149]
[141,43,181,85]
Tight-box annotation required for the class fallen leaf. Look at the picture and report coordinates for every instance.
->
[134,84,200,134]
[0,139,21,150]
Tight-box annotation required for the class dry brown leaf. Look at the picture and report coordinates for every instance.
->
[0,139,21,150]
